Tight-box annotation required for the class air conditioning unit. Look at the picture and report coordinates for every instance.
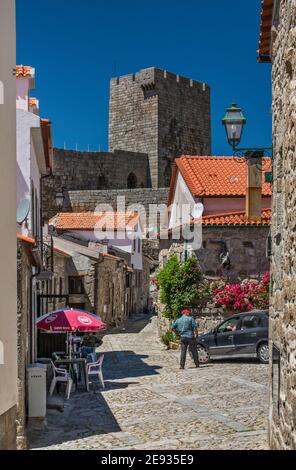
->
[27,364,48,418]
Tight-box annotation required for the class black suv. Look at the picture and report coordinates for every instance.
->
[196,310,269,364]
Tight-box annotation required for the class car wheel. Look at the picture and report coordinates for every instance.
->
[197,345,210,365]
[257,342,269,364]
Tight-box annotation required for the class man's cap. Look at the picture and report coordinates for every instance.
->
[181,309,191,315]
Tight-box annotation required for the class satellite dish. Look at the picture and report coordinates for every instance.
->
[191,203,204,220]
[17,198,30,225]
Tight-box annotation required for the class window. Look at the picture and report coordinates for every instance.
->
[127,173,138,189]
[68,276,84,294]
[217,317,240,333]
[240,315,261,330]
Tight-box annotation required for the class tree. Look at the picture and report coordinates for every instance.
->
[157,255,204,320]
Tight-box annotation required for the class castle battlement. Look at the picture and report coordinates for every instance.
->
[111,67,209,92]
[109,67,211,188]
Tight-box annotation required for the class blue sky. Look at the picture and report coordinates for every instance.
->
[16,0,271,155]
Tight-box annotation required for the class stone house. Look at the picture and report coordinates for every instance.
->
[160,209,271,283]
[258,0,296,449]
[37,232,151,357]
[163,155,272,282]
[168,155,272,228]
[0,0,17,450]
[50,211,144,270]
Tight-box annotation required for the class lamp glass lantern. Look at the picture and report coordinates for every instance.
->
[55,191,65,210]
[222,102,247,150]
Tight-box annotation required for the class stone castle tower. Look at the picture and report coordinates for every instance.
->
[109,67,211,188]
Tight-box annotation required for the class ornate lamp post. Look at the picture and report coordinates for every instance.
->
[222,102,273,221]
[222,102,246,151]
[222,101,272,157]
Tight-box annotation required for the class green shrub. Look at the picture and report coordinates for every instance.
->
[161,329,179,347]
[157,255,206,320]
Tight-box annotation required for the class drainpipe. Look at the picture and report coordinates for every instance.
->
[30,267,41,363]
[40,167,52,264]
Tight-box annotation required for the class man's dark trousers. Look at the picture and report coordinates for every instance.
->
[180,337,199,369]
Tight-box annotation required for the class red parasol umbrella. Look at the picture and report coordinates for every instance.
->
[37,309,106,333]
[37,309,106,359]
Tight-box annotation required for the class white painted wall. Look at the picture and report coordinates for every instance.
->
[203,196,272,215]
[169,171,196,229]
[0,0,17,416]
[16,77,30,111]
[169,170,272,226]
[63,225,143,271]
[16,105,44,240]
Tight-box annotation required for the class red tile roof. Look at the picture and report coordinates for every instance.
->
[258,0,274,62]
[29,97,39,108]
[17,234,36,245]
[51,212,140,231]
[16,65,34,78]
[168,156,272,204]
[201,208,271,227]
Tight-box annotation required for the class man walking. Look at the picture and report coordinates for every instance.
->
[172,309,199,370]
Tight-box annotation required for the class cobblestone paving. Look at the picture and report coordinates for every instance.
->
[29,314,268,450]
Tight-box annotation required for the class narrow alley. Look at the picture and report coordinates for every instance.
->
[29,314,269,451]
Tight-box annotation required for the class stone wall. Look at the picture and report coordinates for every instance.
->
[109,67,211,188]
[269,0,296,450]
[157,302,227,338]
[65,188,169,215]
[49,247,149,329]
[16,242,31,449]
[42,148,149,219]
[159,226,270,283]
[45,184,169,222]
[0,406,17,450]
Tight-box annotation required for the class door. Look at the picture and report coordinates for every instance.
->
[234,314,262,355]
[211,316,241,357]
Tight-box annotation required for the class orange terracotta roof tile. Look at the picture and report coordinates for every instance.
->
[50,212,140,231]
[16,65,35,78]
[169,156,272,203]
[201,208,271,227]
[29,97,39,108]
[258,0,274,62]
[102,252,123,261]
[17,234,36,245]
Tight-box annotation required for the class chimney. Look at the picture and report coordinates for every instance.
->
[245,152,263,222]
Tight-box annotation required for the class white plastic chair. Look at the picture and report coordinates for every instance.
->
[49,361,73,399]
[87,354,105,389]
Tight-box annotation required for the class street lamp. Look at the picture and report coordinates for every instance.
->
[222,101,272,158]
[55,191,65,211]
[222,101,246,151]
[222,102,273,223]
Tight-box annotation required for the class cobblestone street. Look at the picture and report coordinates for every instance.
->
[29,314,268,450]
